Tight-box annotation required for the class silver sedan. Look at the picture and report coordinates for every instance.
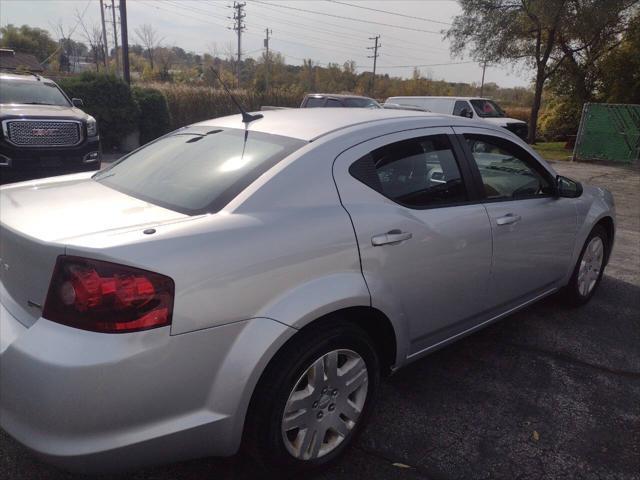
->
[0,109,615,474]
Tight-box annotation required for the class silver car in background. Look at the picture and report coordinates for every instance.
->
[0,109,615,474]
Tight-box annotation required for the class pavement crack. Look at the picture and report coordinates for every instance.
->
[505,342,640,379]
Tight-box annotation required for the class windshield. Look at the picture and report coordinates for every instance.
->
[94,127,306,215]
[0,79,71,106]
[470,99,505,118]
[344,97,381,108]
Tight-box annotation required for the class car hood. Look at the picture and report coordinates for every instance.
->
[0,104,88,120]
[480,116,527,127]
[0,172,187,243]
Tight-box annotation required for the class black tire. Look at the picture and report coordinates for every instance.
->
[243,319,380,474]
[564,224,608,306]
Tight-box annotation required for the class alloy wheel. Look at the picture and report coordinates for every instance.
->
[578,236,604,297]
[281,349,368,460]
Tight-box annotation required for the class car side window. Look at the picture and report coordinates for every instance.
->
[453,100,470,116]
[464,135,553,200]
[305,97,325,108]
[349,134,467,208]
[326,99,342,108]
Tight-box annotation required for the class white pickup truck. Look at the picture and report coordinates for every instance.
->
[385,96,529,141]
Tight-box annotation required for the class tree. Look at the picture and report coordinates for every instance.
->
[135,24,162,70]
[598,12,640,103]
[75,10,105,72]
[0,24,57,62]
[448,0,638,143]
[539,4,638,139]
[447,1,572,143]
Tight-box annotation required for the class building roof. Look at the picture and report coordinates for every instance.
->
[0,49,44,73]
[198,108,464,141]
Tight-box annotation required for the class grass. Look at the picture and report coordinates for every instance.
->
[533,142,574,161]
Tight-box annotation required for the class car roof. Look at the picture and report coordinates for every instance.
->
[387,96,487,101]
[197,108,458,141]
[306,93,375,100]
[0,71,50,82]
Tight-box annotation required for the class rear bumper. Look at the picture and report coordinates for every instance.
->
[0,301,295,473]
[0,136,101,184]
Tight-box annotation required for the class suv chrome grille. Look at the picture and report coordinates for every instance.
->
[4,120,81,147]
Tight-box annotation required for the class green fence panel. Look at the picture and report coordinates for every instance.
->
[573,103,640,163]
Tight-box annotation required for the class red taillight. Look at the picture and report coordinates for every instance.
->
[43,256,174,333]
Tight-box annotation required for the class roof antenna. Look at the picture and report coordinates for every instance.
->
[209,68,263,124]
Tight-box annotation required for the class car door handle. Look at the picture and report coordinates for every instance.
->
[496,213,522,226]
[371,230,413,246]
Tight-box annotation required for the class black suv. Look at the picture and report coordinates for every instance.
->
[0,72,101,184]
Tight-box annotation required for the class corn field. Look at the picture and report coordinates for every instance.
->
[143,83,301,130]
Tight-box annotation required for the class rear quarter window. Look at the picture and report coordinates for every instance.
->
[94,127,305,215]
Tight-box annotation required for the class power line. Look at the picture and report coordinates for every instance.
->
[162,0,371,59]
[141,1,369,64]
[327,0,451,26]
[245,0,451,54]
[374,61,477,69]
[247,0,442,35]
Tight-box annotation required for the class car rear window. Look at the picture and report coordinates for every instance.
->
[94,127,305,215]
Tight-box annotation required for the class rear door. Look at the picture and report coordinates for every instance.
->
[333,127,493,355]
[454,126,578,309]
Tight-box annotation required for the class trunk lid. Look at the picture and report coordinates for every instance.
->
[0,173,187,327]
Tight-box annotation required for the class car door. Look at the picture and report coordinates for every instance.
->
[333,128,493,356]
[453,126,578,310]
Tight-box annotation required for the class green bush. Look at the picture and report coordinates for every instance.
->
[539,98,582,141]
[58,72,139,150]
[132,86,172,145]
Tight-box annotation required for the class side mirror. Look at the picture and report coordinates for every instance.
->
[72,98,84,108]
[556,175,583,198]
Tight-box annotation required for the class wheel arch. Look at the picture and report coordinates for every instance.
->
[240,305,398,449]
[595,216,615,264]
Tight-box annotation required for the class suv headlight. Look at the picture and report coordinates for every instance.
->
[86,116,97,137]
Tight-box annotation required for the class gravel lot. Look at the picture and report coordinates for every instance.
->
[1,160,639,480]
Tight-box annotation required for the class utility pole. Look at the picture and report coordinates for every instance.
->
[232,2,246,88]
[110,0,120,76]
[99,0,109,68]
[367,35,380,97]
[119,0,130,84]
[480,60,487,97]
[264,28,271,92]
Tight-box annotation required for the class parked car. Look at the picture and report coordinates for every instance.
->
[0,71,100,184]
[385,96,529,140]
[301,93,381,108]
[0,109,614,474]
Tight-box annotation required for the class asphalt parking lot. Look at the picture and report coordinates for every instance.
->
[1,160,639,480]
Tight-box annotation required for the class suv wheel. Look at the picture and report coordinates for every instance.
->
[244,320,380,473]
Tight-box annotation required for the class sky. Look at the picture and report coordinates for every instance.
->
[1,0,532,88]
